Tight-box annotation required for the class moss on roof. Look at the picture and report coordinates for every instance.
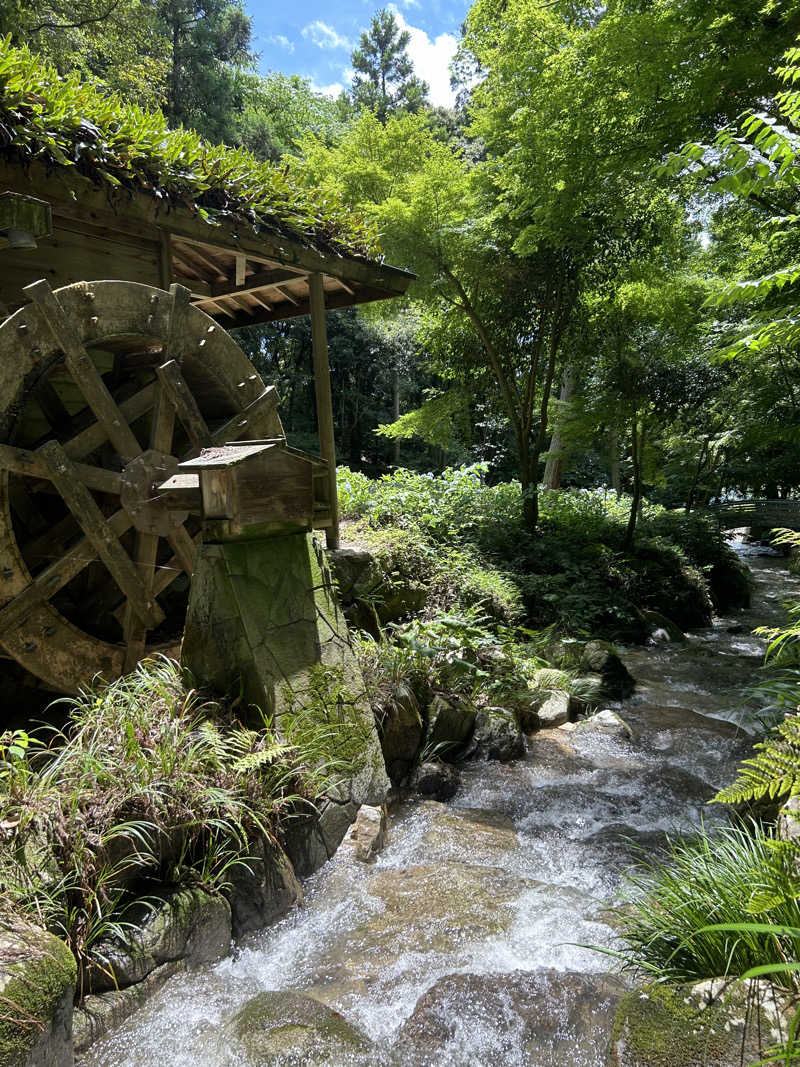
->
[0,36,379,259]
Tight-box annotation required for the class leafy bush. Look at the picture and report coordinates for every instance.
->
[0,657,327,994]
[339,466,729,637]
[616,823,800,988]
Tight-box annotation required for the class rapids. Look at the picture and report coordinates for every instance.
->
[80,547,800,1067]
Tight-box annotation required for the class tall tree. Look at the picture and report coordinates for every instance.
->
[156,0,252,141]
[350,8,428,122]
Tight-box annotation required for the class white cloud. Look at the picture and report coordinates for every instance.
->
[390,9,457,108]
[316,82,345,98]
[268,34,295,53]
[302,21,351,51]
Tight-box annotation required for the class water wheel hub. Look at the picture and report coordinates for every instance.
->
[121,450,186,536]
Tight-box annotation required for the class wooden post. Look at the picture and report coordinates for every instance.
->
[309,272,339,549]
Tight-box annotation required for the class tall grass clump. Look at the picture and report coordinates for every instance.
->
[0,657,326,994]
[617,823,800,989]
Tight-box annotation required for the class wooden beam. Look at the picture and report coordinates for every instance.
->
[167,525,197,575]
[309,272,339,549]
[156,359,212,450]
[209,386,279,446]
[25,280,143,464]
[220,285,391,330]
[39,441,164,627]
[158,231,173,290]
[235,254,246,287]
[177,241,227,279]
[271,284,299,305]
[0,160,415,299]
[211,266,307,299]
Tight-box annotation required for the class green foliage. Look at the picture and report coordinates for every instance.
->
[339,465,729,637]
[615,823,800,988]
[0,36,377,256]
[714,714,800,807]
[350,8,428,121]
[0,657,322,992]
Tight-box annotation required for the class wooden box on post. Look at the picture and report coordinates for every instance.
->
[159,438,331,540]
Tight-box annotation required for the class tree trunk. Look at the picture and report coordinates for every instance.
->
[543,366,575,490]
[609,429,621,493]
[685,437,710,513]
[392,366,400,467]
[624,417,642,550]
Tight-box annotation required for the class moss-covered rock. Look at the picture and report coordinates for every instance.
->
[426,693,475,758]
[229,837,302,939]
[608,980,789,1067]
[231,990,375,1065]
[0,915,76,1067]
[89,888,230,993]
[377,688,423,784]
[708,550,752,612]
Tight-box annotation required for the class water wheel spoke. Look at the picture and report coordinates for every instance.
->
[208,386,279,448]
[25,281,143,464]
[63,383,157,462]
[123,530,161,672]
[0,509,133,639]
[120,377,179,668]
[39,441,164,628]
[156,359,212,451]
[0,444,122,495]
[166,525,196,576]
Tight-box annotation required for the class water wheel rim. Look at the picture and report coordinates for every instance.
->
[0,280,283,693]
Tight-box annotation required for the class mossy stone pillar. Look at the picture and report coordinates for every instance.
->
[181,529,389,861]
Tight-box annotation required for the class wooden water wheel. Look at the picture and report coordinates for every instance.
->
[0,279,283,693]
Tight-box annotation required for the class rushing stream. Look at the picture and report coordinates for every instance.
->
[81,546,800,1067]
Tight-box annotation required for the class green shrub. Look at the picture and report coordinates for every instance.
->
[338,467,728,638]
[616,823,800,988]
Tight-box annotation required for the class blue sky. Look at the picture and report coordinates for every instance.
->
[248,0,469,106]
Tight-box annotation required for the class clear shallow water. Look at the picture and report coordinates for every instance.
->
[81,548,800,1067]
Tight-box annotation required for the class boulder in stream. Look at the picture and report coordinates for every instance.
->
[397,969,627,1066]
[608,979,791,1067]
[574,709,634,742]
[534,691,572,727]
[232,990,376,1065]
[469,706,525,761]
[411,759,460,800]
[0,916,76,1067]
[89,888,231,993]
[378,688,424,784]
[229,836,303,938]
[426,693,476,758]
[343,804,387,862]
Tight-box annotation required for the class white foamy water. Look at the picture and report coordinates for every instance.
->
[80,549,798,1067]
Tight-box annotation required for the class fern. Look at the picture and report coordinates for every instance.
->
[714,713,800,805]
